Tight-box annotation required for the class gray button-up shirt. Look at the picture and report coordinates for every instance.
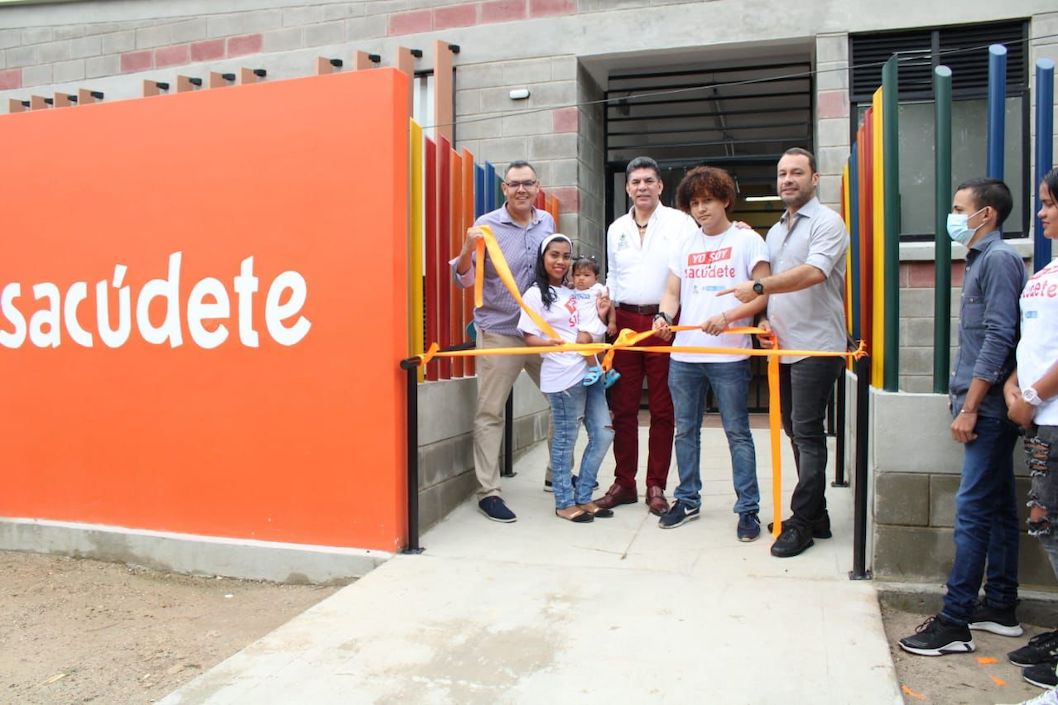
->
[450,205,556,337]
[950,230,1026,418]
[765,197,849,363]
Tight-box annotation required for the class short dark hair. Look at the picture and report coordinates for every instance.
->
[956,177,1013,229]
[675,166,737,213]
[504,160,537,180]
[1042,167,1058,204]
[626,156,661,181]
[572,256,600,276]
[782,147,817,174]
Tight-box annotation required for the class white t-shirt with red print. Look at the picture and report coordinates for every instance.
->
[1018,257,1058,426]
[518,284,589,393]
[668,224,769,364]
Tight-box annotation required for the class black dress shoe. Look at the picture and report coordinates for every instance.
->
[770,523,814,558]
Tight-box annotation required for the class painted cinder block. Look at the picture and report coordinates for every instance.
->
[874,473,929,526]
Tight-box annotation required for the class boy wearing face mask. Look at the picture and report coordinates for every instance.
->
[899,177,1028,657]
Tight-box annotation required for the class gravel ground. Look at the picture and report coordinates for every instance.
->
[0,551,340,705]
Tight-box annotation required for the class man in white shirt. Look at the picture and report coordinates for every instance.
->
[596,156,699,515]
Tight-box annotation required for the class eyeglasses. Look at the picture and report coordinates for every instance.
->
[504,179,538,190]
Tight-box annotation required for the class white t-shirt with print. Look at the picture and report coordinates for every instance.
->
[572,282,608,340]
[668,224,769,363]
[518,284,588,393]
[1018,257,1058,426]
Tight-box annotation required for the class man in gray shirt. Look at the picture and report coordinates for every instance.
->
[728,147,848,558]
[450,160,555,523]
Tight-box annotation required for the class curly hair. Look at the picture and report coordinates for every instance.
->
[675,166,737,214]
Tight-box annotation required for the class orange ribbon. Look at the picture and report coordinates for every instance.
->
[437,226,866,538]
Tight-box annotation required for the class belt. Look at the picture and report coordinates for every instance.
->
[617,303,659,315]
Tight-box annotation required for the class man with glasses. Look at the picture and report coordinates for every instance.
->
[596,156,699,515]
[451,160,555,523]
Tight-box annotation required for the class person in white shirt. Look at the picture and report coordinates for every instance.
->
[597,156,700,515]
[651,166,770,541]
[1001,167,1058,701]
[519,235,615,522]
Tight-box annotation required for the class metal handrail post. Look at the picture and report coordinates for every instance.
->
[833,369,848,487]
[399,357,425,554]
[850,353,872,580]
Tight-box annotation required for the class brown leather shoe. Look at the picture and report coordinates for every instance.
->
[594,482,638,510]
[646,486,669,516]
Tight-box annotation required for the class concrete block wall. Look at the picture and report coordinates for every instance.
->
[814,32,850,213]
[870,388,1058,589]
[453,52,583,238]
[416,373,549,531]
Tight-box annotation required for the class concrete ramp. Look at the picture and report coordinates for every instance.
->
[161,428,902,705]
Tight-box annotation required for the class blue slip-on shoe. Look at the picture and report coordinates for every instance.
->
[603,369,621,389]
[478,496,516,523]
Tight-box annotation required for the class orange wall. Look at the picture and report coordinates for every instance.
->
[0,69,410,552]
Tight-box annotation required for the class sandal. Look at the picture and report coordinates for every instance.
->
[582,365,603,386]
[603,369,621,389]
[578,502,614,518]
[555,507,594,523]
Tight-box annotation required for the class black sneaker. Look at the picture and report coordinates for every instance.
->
[737,512,760,542]
[478,496,517,523]
[658,500,700,529]
[970,602,1024,637]
[1010,630,1058,667]
[898,615,975,656]
[1024,662,1058,689]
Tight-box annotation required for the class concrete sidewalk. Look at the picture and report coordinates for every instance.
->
[160,427,902,705]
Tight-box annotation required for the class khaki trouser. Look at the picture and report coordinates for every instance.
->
[473,329,550,498]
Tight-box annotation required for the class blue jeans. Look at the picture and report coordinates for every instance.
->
[668,359,759,514]
[1026,426,1058,576]
[546,378,615,510]
[942,414,1020,626]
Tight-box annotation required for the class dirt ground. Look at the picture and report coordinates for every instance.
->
[884,604,1055,705]
[0,550,340,705]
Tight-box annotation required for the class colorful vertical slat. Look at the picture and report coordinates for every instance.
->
[410,120,425,382]
[848,146,861,341]
[424,137,439,382]
[484,162,496,212]
[450,150,464,378]
[871,87,885,388]
[437,137,452,379]
[462,149,477,375]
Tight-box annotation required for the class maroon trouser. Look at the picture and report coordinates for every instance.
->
[609,307,674,491]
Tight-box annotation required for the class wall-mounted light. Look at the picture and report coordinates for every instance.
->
[509,88,530,100]
[744,195,783,202]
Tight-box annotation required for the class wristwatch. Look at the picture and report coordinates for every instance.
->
[1024,387,1044,407]
[752,280,765,295]
[654,311,673,325]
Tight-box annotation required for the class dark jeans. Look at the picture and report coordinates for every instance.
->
[941,414,1020,626]
[779,357,843,526]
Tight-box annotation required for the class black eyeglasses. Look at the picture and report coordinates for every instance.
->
[504,179,538,190]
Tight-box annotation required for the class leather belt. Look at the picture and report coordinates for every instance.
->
[617,303,660,315]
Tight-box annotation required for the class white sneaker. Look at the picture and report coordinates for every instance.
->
[997,687,1058,705]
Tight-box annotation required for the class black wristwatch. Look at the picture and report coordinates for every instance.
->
[752,280,765,295]
[654,311,673,325]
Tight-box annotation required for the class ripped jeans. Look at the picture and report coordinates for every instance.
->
[1026,425,1058,575]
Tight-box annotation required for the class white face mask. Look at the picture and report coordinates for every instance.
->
[946,207,987,245]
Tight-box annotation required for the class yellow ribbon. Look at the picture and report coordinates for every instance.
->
[441,225,866,539]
